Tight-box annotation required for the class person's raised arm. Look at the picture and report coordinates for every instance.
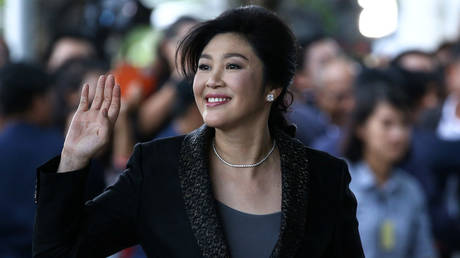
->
[34,75,146,258]
[58,74,120,172]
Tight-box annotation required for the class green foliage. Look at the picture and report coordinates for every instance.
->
[295,0,338,34]
[117,26,161,68]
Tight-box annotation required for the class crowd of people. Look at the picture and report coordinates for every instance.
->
[288,32,460,258]
[0,3,459,258]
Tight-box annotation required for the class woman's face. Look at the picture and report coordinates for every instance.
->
[193,32,272,130]
[359,102,411,165]
[446,62,460,97]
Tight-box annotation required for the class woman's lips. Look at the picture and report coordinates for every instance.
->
[205,95,231,107]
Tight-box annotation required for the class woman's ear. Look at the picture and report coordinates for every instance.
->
[273,88,282,99]
[266,87,282,102]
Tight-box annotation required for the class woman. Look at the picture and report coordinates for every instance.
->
[33,6,363,258]
[343,71,437,258]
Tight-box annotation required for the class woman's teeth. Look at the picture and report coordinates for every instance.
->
[208,97,230,103]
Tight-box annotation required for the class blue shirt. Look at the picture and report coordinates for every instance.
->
[154,123,180,140]
[0,122,63,257]
[286,101,328,146]
[349,161,438,258]
[312,124,342,157]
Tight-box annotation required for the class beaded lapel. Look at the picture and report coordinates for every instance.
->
[270,127,311,257]
[178,125,311,258]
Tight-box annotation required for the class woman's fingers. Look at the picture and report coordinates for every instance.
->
[108,84,121,124]
[96,107,111,139]
[77,84,90,111]
[75,74,119,136]
[101,74,114,111]
[91,75,106,110]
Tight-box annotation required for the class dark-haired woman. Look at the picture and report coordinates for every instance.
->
[33,6,363,258]
[343,79,437,258]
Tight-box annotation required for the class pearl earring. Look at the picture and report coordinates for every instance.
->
[266,93,274,102]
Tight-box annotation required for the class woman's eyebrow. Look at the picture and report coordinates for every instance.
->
[224,53,248,60]
[199,53,249,61]
[199,53,212,59]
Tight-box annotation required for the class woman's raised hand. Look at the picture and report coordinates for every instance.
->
[58,75,121,172]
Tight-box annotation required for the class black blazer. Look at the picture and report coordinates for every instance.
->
[33,125,364,258]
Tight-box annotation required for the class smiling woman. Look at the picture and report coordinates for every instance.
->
[193,33,268,131]
[33,5,364,258]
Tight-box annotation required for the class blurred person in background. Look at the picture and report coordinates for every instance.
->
[409,44,460,257]
[391,50,438,73]
[0,37,10,131]
[45,31,102,72]
[135,16,199,141]
[390,50,444,120]
[53,57,110,132]
[293,32,342,104]
[154,77,203,139]
[0,37,10,68]
[343,74,438,258]
[436,42,457,69]
[310,57,357,156]
[287,32,342,146]
[0,63,63,257]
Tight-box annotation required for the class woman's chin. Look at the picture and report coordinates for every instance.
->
[203,119,226,129]
[203,116,236,131]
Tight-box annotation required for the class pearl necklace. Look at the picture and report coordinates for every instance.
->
[212,139,276,168]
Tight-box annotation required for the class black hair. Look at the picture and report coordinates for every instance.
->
[0,37,10,66]
[177,5,297,136]
[296,31,332,71]
[387,64,443,109]
[343,68,411,162]
[164,16,199,40]
[172,79,195,118]
[0,63,50,116]
[43,29,104,65]
[154,16,200,88]
[437,41,456,52]
[53,57,109,93]
[52,57,109,131]
[445,43,460,66]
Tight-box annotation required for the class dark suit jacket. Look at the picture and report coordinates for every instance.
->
[33,125,364,258]
[407,106,460,253]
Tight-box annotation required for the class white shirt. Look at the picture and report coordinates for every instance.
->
[437,95,460,140]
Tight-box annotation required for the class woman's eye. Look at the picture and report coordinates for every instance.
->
[226,63,241,70]
[381,119,394,128]
[198,64,210,70]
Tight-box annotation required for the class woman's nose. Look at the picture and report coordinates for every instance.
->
[206,69,223,88]
[389,124,410,143]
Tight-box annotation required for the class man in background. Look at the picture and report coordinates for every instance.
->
[287,33,343,146]
[0,63,63,257]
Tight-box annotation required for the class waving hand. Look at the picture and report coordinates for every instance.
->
[58,75,121,172]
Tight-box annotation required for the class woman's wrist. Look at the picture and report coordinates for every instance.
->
[57,148,90,173]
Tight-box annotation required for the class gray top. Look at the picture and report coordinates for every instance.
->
[216,201,281,258]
